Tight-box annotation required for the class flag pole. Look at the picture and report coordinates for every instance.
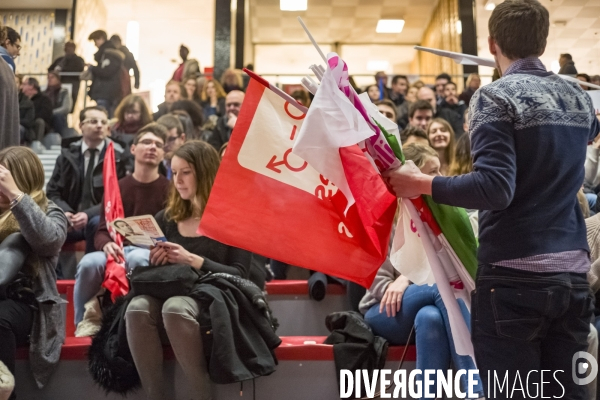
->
[297,17,328,64]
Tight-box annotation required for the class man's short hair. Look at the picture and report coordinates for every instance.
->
[408,100,434,119]
[392,75,409,86]
[435,73,452,82]
[560,53,572,61]
[79,106,108,124]
[65,41,76,50]
[134,123,168,145]
[156,114,184,136]
[374,99,397,120]
[88,30,107,41]
[445,82,457,90]
[401,126,429,144]
[24,77,40,92]
[109,34,122,45]
[489,0,549,60]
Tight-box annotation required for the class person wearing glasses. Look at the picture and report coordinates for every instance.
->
[156,114,186,179]
[207,90,244,151]
[46,106,127,258]
[73,123,170,333]
[0,27,20,73]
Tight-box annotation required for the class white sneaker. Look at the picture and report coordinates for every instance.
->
[0,360,15,400]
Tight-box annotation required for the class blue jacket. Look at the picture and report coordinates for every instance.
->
[0,46,15,72]
[432,59,600,265]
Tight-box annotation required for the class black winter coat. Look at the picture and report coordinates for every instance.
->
[189,273,281,383]
[30,92,53,125]
[88,272,280,394]
[89,41,124,102]
[45,139,127,218]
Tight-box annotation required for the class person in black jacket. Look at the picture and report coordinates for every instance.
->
[86,30,125,118]
[558,53,578,75]
[109,35,140,90]
[14,75,35,144]
[416,86,464,138]
[20,77,53,142]
[207,90,244,151]
[48,41,85,110]
[125,141,252,400]
[46,106,127,254]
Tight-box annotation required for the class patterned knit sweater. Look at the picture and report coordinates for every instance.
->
[432,58,600,267]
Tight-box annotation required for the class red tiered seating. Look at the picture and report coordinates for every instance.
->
[23,280,415,363]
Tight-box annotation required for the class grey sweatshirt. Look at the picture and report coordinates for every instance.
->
[11,195,68,388]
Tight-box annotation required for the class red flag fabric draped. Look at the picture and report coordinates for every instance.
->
[198,76,396,288]
[101,142,128,300]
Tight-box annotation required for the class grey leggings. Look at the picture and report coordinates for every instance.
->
[125,295,212,400]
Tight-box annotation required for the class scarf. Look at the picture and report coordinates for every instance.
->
[114,120,143,134]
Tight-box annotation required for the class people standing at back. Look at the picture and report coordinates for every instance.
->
[48,41,85,110]
[46,106,127,255]
[86,30,125,118]
[0,27,20,73]
[558,53,577,75]
[110,35,140,90]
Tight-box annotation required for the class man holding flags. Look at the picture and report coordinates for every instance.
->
[385,0,600,398]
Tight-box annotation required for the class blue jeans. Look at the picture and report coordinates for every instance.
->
[74,246,150,325]
[472,264,593,400]
[364,284,483,399]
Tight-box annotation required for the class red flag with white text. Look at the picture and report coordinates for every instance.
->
[101,142,128,300]
[198,76,396,287]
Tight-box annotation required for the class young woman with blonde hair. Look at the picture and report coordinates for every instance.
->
[0,147,67,400]
[200,79,226,118]
[426,118,456,176]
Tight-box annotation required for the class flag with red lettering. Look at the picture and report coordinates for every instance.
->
[101,142,128,300]
[198,74,397,287]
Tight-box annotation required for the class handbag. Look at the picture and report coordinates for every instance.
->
[129,264,202,300]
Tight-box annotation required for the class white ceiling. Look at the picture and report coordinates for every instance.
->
[250,0,439,45]
[476,0,600,76]
[0,0,72,9]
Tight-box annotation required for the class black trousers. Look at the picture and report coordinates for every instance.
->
[472,264,594,400]
[0,299,33,400]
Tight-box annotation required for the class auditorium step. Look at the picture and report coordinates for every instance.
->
[15,336,415,400]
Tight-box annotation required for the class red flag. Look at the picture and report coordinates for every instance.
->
[101,142,128,300]
[198,77,396,288]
